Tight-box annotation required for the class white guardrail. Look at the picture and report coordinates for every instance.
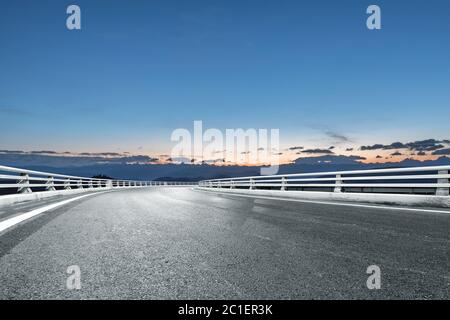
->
[0,164,196,195]
[199,165,450,196]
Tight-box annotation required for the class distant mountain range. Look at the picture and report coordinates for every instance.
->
[1,153,449,181]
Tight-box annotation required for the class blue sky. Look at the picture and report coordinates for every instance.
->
[1,0,449,161]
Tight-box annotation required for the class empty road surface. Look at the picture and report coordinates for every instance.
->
[0,187,449,299]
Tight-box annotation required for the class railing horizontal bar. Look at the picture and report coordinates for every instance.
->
[204,165,450,182]
[0,183,194,188]
[0,164,109,181]
[0,184,99,188]
[209,174,450,184]
[0,175,100,183]
[0,174,24,180]
[0,165,153,183]
[214,183,450,188]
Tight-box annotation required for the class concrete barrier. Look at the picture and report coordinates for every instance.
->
[197,187,450,208]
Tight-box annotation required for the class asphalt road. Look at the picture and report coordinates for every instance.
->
[0,187,448,299]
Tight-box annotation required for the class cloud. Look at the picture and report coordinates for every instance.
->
[432,148,450,155]
[360,139,448,151]
[294,155,365,165]
[287,146,303,151]
[325,131,350,142]
[406,139,446,151]
[329,146,335,150]
[350,155,367,160]
[360,144,385,151]
[0,150,25,154]
[424,144,445,151]
[30,150,59,154]
[165,156,191,163]
[346,148,353,151]
[203,158,226,164]
[376,155,382,159]
[361,142,405,151]
[0,106,36,116]
[391,151,403,156]
[300,149,335,155]
[417,151,426,156]
[0,149,158,167]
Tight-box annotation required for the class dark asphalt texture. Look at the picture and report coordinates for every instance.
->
[0,187,448,299]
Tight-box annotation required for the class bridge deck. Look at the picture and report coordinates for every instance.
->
[0,187,448,299]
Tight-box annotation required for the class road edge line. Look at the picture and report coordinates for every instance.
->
[0,191,108,233]
[196,189,450,215]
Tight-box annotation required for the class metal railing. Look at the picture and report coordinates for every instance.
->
[0,164,196,195]
[199,165,450,196]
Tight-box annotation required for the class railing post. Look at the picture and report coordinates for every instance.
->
[106,180,113,188]
[77,179,83,189]
[64,178,71,190]
[436,170,449,196]
[230,180,234,189]
[281,176,287,191]
[45,176,56,192]
[17,173,32,194]
[334,174,342,193]
[88,180,93,189]
[249,178,254,190]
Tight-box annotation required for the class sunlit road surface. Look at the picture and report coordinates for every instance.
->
[0,187,448,299]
